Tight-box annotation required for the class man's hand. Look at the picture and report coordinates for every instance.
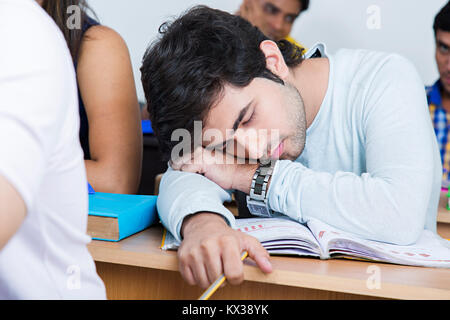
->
[171,146,258,194]
[178,212,272,289]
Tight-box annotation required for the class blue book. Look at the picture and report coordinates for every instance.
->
[87,192,158,241]
[142,120,153,134]
[88,183,95,194]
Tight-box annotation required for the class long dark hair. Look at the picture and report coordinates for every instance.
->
[41,0,97,62]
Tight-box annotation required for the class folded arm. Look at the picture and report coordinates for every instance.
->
[157,166,236,242]
[157,166,272,288]
[268,56,441,245]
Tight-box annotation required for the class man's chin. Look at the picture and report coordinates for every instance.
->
[281,147,304,161]
[276,152,299,161]
[280,154,297,161]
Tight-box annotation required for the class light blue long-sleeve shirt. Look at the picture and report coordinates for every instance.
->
[157,45,442,246]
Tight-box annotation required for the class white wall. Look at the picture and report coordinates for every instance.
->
[88,0,448,102]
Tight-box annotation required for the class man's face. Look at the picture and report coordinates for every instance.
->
[436,30,450,96]
[202,77,307,162]
[243,0,302,41]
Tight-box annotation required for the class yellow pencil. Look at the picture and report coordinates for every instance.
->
[198,251,249,300]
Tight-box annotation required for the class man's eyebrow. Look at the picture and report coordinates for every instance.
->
[206,101,253,150]
[232,101,252,132]
[265,2,281,14]
[437,40,450,49]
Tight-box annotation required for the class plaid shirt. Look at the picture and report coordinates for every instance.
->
[428,80,449,183]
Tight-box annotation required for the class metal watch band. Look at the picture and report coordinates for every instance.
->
[249,162,274,201]
[246,161,276,218]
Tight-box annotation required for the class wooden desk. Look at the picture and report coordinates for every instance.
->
[88,224,450,300]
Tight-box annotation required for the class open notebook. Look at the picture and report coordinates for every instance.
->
[161,216,450,268]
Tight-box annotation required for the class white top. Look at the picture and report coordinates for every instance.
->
[157,44,444,247]
[0,0,105,299]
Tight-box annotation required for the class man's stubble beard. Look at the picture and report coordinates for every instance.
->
[281,82,307,161]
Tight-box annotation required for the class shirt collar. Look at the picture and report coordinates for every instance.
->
[304,43,328,59]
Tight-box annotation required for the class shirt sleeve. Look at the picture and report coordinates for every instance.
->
[0,4,72,210]
[267,55,441,245]
[157,166,236,242]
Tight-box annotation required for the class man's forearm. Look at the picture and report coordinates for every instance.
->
[231,163,259,194]
[267,160,433,245]
[181,212,228,239]
[157,166,237,241]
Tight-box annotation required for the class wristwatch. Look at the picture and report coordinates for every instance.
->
[246,161,276,217]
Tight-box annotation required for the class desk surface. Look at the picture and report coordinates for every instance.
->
[88,222,450,300]
[89,190,450,300]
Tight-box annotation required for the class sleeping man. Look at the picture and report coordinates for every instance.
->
[140,6,443,289]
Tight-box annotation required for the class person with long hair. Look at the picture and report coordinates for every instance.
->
[38,0,142,194]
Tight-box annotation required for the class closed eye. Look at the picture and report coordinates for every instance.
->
[242,110,255,126]
[437,40,450,54]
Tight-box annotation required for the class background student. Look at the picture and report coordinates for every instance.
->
[38,0,142,194]
[0,0,105,299]
[427,1,450,187]
[237,0,309,49]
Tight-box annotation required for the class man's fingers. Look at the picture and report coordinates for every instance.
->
[177,217,270,289]
[178,248,197,286]
[180,163,202,174]
[180,263,196,286]
[171,156,193,170]
[201,239,225,285]
[221,234,272,286]
[221,237,245,285]
[178,245,210,288]
[242,236,272,274]
[190,258,211,289]
[171,146,202,170]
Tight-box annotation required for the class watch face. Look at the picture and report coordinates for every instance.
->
[247,201,272,218]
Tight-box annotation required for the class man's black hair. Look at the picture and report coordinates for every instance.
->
[299,0,309,12]
[140,6,304,160]
[433,1,450,34]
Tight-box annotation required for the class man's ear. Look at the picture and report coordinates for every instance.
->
[260,40,290,80]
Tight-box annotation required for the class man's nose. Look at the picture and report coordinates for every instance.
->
[233,128,268,160]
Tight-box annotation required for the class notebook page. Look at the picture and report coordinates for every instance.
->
[307,218,450,268]
[161,217,322,257]
[234,217,322,257]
